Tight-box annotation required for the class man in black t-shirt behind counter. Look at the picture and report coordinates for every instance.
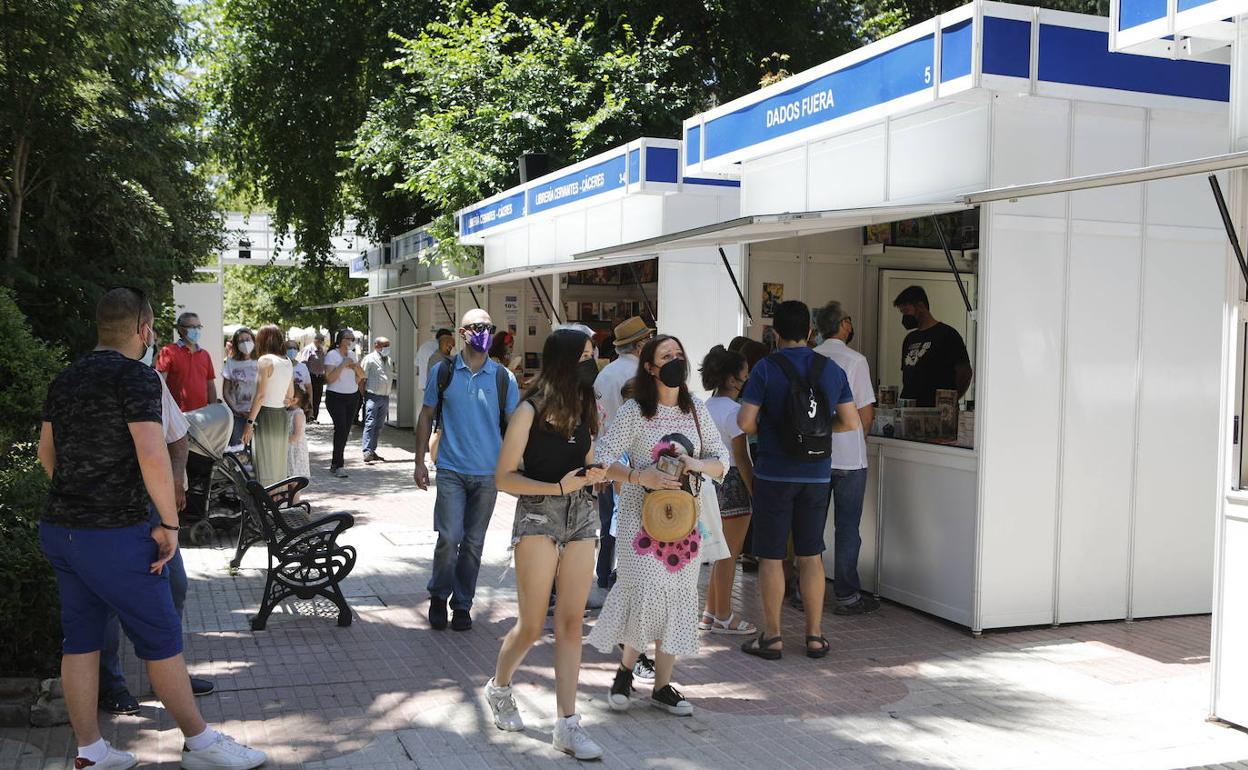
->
[38,287,264,770]
[892,285,973,407]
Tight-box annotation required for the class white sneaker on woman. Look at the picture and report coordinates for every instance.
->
[484,677,525,732]
[552,714,603,760]
[180,733,266,770]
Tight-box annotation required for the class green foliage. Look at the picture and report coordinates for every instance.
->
[223,264,368,335]
[0,443,60,678]
[200,0,438,267]
[0,0,223,356]
[348,2,695,275]
[853,0,1106,43]
[0,289,65,455]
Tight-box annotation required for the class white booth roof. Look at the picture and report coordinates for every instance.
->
[683,0,1230,177]
[1112,0,1245,62]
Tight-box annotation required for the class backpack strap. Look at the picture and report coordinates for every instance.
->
[495,365,510,435]
[433,358,454,428]
[769,351,822,391]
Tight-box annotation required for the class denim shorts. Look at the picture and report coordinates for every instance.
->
[511,488,598,548]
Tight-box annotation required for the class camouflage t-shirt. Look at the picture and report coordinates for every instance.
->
[42,350,162,528]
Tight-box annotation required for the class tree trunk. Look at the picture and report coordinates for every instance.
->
[3,135,30,283]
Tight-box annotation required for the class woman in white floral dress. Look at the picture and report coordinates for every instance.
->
[587,335,727,717]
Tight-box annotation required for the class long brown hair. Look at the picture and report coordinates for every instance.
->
[524,328,598,437]
[231,327,256,360]
[256,324,285,358]
[633,334,693,419]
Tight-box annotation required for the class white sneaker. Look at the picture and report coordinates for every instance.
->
[552,714,603,761]
[181,733,266,770]
[332,467,348,478]
[484,677,525,732]
[75,744,137,770]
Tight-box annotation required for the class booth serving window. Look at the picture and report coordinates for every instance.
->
[560,258,658,352]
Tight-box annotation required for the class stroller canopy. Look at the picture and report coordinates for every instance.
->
[186,403,234,459]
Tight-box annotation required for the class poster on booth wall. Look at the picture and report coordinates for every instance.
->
[761,282,784,318]
[527,292,544,336]
[503,294,520,337]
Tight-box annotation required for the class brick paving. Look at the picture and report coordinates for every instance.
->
[4,420,1248,769]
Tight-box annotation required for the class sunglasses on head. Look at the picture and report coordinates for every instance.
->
[463,322,497,334]
[108,285,149,334]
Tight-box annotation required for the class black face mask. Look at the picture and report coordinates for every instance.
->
[576,358,598,388]
[657,358,687,388]
[846,327,855,345]
[901,314,919,330]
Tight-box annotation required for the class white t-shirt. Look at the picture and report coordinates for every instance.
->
[593,353,638,434]
[814,338,875,470]
[260,355,294,408]
[158,376,189,445]
[323,349,360,394]
[222,358,258,413]
[705,396,744,468]
[291,361,311,391]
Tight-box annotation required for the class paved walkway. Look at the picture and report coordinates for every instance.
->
[4,420,1248,769]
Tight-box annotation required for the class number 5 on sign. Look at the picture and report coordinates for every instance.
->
[924,65,932,84]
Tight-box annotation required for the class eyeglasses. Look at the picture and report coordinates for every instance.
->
[464,322,497,334]
[179,322,203,330]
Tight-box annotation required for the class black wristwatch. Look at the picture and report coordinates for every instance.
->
[246,417,256,426]
[159,522,180,531]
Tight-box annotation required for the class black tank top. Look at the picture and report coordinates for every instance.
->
[522,399,591,484]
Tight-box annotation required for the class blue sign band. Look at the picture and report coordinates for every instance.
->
[700,33,935,163]
[645,147,679,183]
[686,125,702,165]
[941,20,974,83]
[460,191,525,236]
[1118,0,1168,29]
[983,17,1031,78]
[526,154,627,214]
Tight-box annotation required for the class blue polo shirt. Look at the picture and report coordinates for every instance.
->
[423,355,520,477]
[741,346,855,484]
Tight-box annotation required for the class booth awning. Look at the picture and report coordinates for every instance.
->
[572,202,971,262]
[302,250,656,311]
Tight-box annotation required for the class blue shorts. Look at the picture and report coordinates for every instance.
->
[39,521,183,661]
[750,478,832,560]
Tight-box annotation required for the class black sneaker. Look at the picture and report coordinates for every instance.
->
[429,596,448,630]
[99,688,140,716]
[607,666,634,711]
[190,677,214,696]
[651,684,693,716]
[833,595,882,616]
[451,609,472,631]
[633,653,656,681]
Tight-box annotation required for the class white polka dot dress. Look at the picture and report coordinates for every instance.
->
[586,398,728,658]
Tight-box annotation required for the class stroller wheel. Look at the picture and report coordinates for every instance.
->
[188,520,216,546]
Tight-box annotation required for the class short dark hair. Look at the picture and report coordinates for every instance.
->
[435,328,453,340]
[893,285,929,308]
[97,287,152,343]
[772,300,811,343]
[176,312,199,327]
[700,345,746,391]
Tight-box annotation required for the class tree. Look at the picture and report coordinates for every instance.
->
[224,264,368,337]
[854,0,1106,43]
[0,0,222,354]
[347,3,695,275]
[200,0,438,271]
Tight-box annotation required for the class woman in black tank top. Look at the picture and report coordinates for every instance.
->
[486,328,608,758]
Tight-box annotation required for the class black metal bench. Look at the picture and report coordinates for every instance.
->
[242,479,357,631]
[221,453,312,569]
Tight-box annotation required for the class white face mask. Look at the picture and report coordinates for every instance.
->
[380,346,391,357]
[239,340,255,355]
[141,344,154,367]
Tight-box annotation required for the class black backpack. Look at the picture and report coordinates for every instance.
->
[435,359,511,436]
[768,352,833,460]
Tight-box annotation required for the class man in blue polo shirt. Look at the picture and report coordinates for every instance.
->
[737,300,860,662]
[413,308,519,632]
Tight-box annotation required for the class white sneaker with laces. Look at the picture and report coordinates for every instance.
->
[75,744,137,770]
[180,733,266,770]
[552,714,603,761]
[484,677,525,732]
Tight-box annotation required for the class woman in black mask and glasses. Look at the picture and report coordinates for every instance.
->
[484,328,608,760]
[586,334,728,720]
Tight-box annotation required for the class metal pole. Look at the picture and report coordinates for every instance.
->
[628,261,658,323]
[528,277,552,323]
[930,216,973,313]
[400,298,418,329]
[468,287,482,309]
[535,275,562,324]
[1209,174,1248,289]
[718,247,754,321]
[436,293,454,327]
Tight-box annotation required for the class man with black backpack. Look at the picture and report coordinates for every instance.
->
[413,308,519,632]
[737,301,861,662]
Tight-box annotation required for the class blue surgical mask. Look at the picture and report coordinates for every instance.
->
[287,349,298,361]
[185,327,201,344]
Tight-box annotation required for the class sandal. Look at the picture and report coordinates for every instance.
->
[705,612,756,636]
[697,611,715,631]
[805,635,830,659]
[741,632,783,660]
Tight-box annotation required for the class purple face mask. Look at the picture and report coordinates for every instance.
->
[466,329,494,353]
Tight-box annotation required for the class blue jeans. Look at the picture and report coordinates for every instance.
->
[427,470,498,612]
[595,485,616,588]
[362,393,389,455]
[830,468,869,604]
[99,512,188,697]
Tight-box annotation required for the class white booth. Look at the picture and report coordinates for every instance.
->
[588,0,1233,633]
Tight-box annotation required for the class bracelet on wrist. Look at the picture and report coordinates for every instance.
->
[558,480,565,496]
[159,522,180,532]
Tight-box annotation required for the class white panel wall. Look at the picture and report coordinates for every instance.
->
[1057,221,1142,622]
[658,246,744,399]
[888,101,990,202]
[584,202,623,252]
[808,125,888,210]
[742,147,807,216]
[554,211,587,262]
[977,211,1066,629]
